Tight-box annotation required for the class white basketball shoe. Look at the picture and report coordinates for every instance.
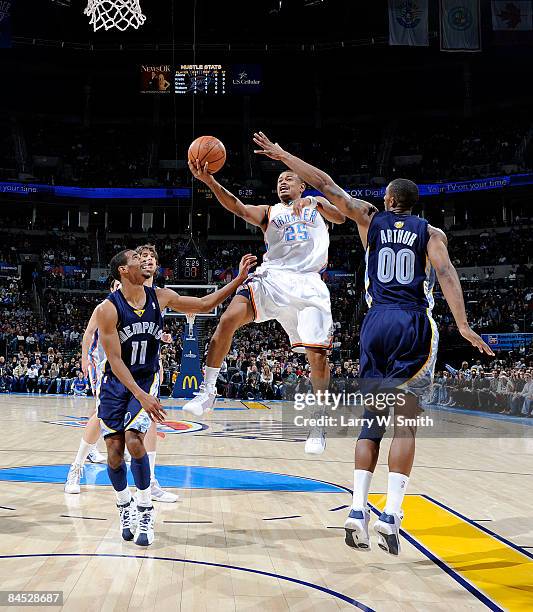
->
[374,511,403,556]
[304,426,326,455]
[64,463,84,494]
[182,382,216,416]
[151,479,178,503]
[134,505,155,546]
[117,497,138,542]
[87,445,106,464]
[344,507,371,551]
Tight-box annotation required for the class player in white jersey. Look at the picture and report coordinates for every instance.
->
[65,256,177,502]
[184,157,345,454]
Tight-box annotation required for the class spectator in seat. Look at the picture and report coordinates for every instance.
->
[0,356,12,392]
[26,362,40,393]
[228,369,244,399]
[260,364,274,399]
[242,365,261,400]
[12,357,29,392]
[70,371,89,396]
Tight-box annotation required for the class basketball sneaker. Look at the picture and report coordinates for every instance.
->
[344,507,371,551]
[64,463,84,494]
[87,445,106,464]
[134,505,155,546]
[304,426,326,455]
[182,382,216,416]
[151,479,178,503]
[117,498,138,542]
[374,511,403,556]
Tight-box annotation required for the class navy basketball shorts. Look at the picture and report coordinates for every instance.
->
[97,371,160,438]
[358,306,438,442]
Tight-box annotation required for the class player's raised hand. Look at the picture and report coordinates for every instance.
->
[253,132,286,160]
[188,159,215,185]
[292,197,311,218]
[459,324,495,356]
[161,332,173,344]
[138,391,167,424]
[237,254,258,280]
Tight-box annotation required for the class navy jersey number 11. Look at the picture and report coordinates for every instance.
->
[105,285,163,377]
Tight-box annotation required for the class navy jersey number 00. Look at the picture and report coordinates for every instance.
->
[365,211,435,311]
[105,286,163,377]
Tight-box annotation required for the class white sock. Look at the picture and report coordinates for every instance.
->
[74,439,93,466]
[205,366,220,389]
[352,469,373,509]
[384,472,409,515]
[136,486,152,507]
[115,487,131,505]
[148,451,156,482]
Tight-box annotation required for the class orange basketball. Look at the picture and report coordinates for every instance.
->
[188,136,226,174]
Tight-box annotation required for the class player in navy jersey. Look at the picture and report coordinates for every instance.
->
[97,249,256,546]
[253,132,494,556]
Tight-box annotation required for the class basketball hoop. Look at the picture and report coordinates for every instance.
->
[84,0,146,32]
[185,314,196,338]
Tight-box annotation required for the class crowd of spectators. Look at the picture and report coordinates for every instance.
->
[1,115,530,188]
[449,228,533,269]
[390,117,526,182]
[428,357,533,417]
[1,204,532,408]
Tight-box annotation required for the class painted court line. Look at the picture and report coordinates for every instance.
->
[369,494,533,611]
[241,400,270,410]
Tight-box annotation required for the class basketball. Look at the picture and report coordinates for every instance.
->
[188,136,226,174]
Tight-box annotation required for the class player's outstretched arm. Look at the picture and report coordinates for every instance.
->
[156,254,257,315]
[427,226,494,356]
[188,159,269,228]
[81,305,100,378]
[316,196,346,224]
[96,300,167,423]
[253,132,377,226]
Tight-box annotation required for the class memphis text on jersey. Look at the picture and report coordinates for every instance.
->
[118,321,163,344]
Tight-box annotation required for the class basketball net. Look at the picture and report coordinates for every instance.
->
[84,0,146,32]
[185,314,196,338]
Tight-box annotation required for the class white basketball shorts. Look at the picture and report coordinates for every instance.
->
[239,266,333,353]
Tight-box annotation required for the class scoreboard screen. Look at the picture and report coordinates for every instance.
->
[175,65,227,95]
[175,256,207,282]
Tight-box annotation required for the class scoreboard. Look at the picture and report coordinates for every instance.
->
[175,65,227,95]
[174,256,207,282]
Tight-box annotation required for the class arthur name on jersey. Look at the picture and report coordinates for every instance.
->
[380,228,418,247]
[118,321,163,344]
[271,207,318,229]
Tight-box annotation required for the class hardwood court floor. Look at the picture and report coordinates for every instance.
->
[0,394,532,611]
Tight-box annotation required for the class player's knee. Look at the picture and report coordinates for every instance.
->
[216,311,242,336]
[308,350,328,375]
[125,431,145,458]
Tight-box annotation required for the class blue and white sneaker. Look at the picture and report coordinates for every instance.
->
[344,507,371,551]
[117,499,137,542]
[134,505,155,547]
[374,511,403,556]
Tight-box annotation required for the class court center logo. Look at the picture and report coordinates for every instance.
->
[396,1,422,29]
[448,5,473,31]
[43,415,207,435]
